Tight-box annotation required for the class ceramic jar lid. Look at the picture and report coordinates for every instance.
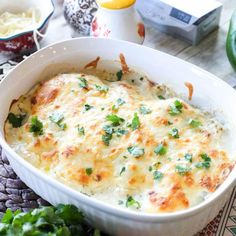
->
[96,0,136,10]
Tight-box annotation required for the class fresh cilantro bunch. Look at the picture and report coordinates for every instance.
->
[0,204,100,236]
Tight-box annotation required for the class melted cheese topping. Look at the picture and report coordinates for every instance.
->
[4,71,235,213]
[96,0,135,9]
[0,9,41,38]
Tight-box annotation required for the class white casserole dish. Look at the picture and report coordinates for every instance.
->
[0,38,236,236]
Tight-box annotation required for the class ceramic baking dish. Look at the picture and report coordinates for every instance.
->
[0,38,236,236]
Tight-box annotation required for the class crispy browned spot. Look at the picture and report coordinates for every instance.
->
[84,56,100,69]
[184,82,194,101]
[34,139,41,148]
[149,184,189,211]
[137,23,145,38]
[41,150,58,161]
[183,173,194,186]
[62,146,77,158]
[33,83,59,107]
[200,176,219,192]
[119,53,129,74]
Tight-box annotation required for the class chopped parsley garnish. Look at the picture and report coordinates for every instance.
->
[139,105,152,115]
[148,166,153,172]
[195,153,211,169]
[175,165,191,175]
[188,119,202,128]
[126,196,141,209]
[123,155,128,159]
[7,113,26,128]
[168,128,179,138]
[84,104,93,111]
[169,100,183,116]
[119,167,126,175]
[112,98,125,111]
[153,170,164,180]
[95,84,109,93]
[78,126,85,135]
[140,77,144,81]
[29,116,43,136]
[49,112,67,130]
[154,144,167,155]
[116,70,123,81]
[116,128,128,137]
[127,146,145,158]
[168,121,173,125]
[131,113,140,130]
[158,95,165,100]
[78,77,88,89]
[184,153,193,163]
[103,125,114,134]
[106,114,124,126]
[102,133,113,146]
[85,168,93,176]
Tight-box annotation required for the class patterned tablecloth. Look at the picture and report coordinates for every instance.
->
[0,57,236,236]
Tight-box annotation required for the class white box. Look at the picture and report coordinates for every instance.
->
[136,0,223,45]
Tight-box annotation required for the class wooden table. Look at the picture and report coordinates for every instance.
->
[144,0,236,86]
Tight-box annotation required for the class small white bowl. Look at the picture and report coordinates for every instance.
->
[0,0,54,53]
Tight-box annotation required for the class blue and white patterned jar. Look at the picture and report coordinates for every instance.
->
[63,0,98,36]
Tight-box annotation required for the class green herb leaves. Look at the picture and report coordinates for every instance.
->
[169,100,183,116]
[188,119,202,128]
[102,114,127,145]
[95,84,109,93]
[169,128,179,138]
[78,126,85,135]
[0,204,87,235]
[195,153,211,169]
[153,170,164,180]
[158,95,165,100]
[106,114,124,126]
[29,116,43,136]
[78,77,88,89]
[85,168,93,176]
[116,70,123,81]
[7,113,26,128]
[49,112,67,130]
[102,133,113,146]
[139,105,152,115]
[184,153,193,163]
[131,113,140,130]
[84,104,93,112]
[119,167,126,175]
[126,196,141,209]
[175,165,191,175]
[154,144,167,155]
[112,98,125,111]
[127,146,145,158]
